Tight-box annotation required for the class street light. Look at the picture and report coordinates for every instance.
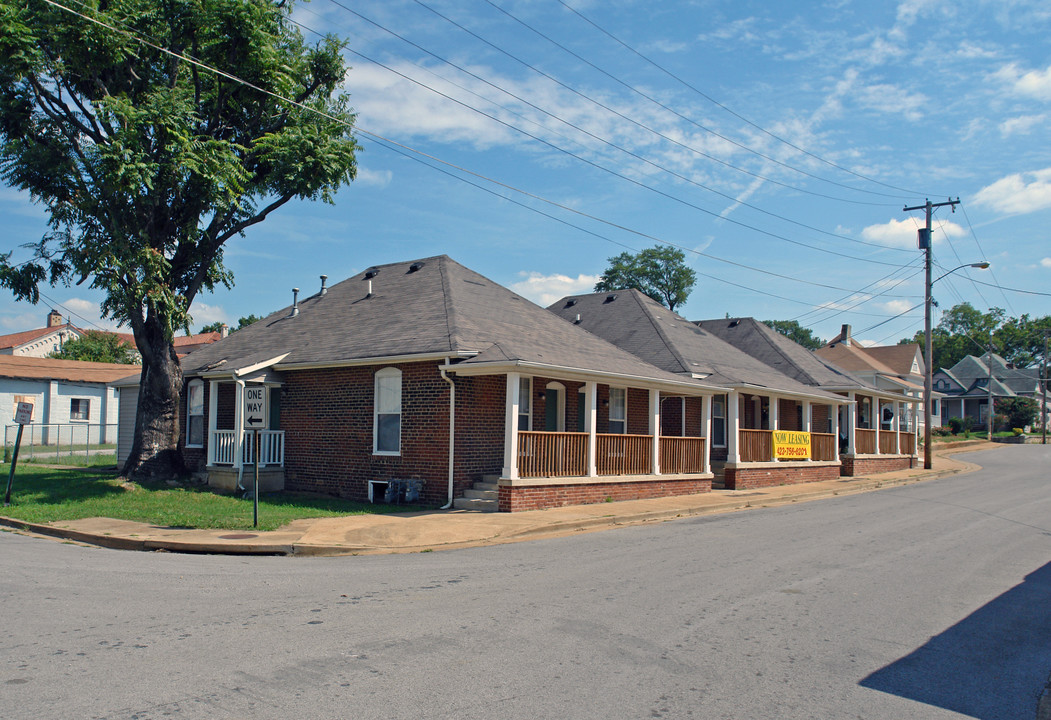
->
[923,261,990,469]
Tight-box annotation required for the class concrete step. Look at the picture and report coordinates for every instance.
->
[480,473,502,484]
[463,488,497,500]
[453,497,498,512]
[472,481,499,493]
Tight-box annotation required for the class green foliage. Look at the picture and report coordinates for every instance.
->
[762,320,824,350]
[49,330,137,364]
[0,0,357,342]
[199,313,262,335]
[595,245,697,312]
[902,302,1051,370]
[995,396,1039,430]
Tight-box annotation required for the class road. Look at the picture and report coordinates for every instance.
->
[2,445,1049,719]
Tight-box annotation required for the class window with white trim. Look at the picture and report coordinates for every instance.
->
[518,376,532,431]
[186,379,205,447]
[609,387,626,434]
[712,395,727,447]
[70,398,90,421]
[374,368,402,454]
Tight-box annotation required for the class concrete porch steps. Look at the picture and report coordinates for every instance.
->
[453,476,500,512]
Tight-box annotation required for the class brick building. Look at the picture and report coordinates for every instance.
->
[174,256,727,511]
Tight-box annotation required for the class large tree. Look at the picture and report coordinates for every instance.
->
[595,245,697,312]
[0,0,358,480]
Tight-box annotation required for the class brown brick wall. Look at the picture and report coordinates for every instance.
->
[500,477,710,512]
[840,455,915,476]
[723,463,840,490]
[779,398,800,431]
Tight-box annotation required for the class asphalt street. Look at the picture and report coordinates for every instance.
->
[2,445,1049,719]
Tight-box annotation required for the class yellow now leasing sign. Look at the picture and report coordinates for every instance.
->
[773,431,811,459]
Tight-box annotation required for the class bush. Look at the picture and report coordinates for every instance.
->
[932,426,953,437]
[1012,428,1024,436]
[996,397,1039,431]
[947,417,963,434]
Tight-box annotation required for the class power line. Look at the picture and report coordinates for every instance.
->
[555,0,933,198]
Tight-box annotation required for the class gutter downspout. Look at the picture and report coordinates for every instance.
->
[439,360,455,509]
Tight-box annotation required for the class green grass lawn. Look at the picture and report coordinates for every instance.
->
[0,465,425,531]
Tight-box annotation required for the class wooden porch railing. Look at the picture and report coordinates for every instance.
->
[855,428,877,454]
[878,430,898,455]
[739,428,772,462]
[899,432,916,456]
[518,431,588,478]
[811,432,836,461]
[597,434,652,476]
[659,436,706,474]
[210,429,285,466]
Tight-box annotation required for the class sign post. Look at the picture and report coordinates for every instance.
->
[243,387,267,528]
[5,402,33,506]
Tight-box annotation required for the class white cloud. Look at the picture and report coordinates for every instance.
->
[855,83,928,121]
[509,271,600,307]
[355,166,393,188]
[880,299,916,314]
[993,63,1051,101]
[999,114,1046,137]
[188,302,228,331]
[860,217,965,249]
[1041,258,1051,268]
[973,168,1051,215]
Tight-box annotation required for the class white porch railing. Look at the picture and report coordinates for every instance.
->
[210,430,285,467]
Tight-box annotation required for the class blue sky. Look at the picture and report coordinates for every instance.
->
[2,0,1050,348]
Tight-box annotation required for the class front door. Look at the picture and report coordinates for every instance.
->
[545,388,562,431]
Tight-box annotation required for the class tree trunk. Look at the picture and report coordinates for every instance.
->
[121,317,185,481]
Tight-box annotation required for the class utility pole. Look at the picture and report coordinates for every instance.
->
[1043,330,1048,444]
[905,197,960,469]
[987,345,994,441]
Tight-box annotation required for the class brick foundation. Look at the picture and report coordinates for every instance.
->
[499,477,710,512]
[840,454,916,476]
[723,462,841,490]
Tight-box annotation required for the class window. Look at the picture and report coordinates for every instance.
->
[70,398,90,421]
[712,395,726,447]
[186,380,205,447]
[518,376,532,431]
[374,368,402,454]
[609,387,626,434]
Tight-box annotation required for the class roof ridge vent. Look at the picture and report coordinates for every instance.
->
[408,261,424,273]
[565,298,577,308]
[364,267,379,279]
[604,293,618,303]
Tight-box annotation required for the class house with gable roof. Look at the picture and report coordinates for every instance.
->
[173,256,724,511]
[933,353,1045,429]
[548,290,856,489]
[0,310,83,357]
[697,318,920,476]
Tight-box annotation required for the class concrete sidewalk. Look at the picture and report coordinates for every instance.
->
[0,442,996,557]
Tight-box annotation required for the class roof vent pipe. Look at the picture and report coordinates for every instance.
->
[320,275,328,296]
[367,279,373,297]
[574,313,581,324]
[289,288,300,317]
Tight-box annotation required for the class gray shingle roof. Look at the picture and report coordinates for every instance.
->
[696,317,877,392]
[946,354,1040,395]
[183,256,714,389]
[547,290,845,402]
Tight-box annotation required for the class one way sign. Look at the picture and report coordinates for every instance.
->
[243,386,268,428]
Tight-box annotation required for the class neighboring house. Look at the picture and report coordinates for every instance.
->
[815,324,937,432]
[162,256,728,512]
[548,289,855,490]
[0,310,83,357]
[697,318,920,477]
[0,355,140,448]
[933,354,1046,429]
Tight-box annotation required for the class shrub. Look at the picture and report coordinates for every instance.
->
[1013,428,1024,436]
[947,417,964,434]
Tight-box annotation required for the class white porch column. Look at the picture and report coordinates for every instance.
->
[802,400,811,432]
[207,380,219,466]
[892,401,901,454]
[650,389,661,475]
[233,380,244,470]
[502,372,521,480]
[873,397,881,455]
[769,394,779,462]
[727,391,741,464]
[701,394,712,474]
[585,381,598,477]
[846,392,857,455]
[831,403,840,462]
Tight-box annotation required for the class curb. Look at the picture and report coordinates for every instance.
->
[0,446,993,556]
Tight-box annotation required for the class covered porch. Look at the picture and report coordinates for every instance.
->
[497,372,716,511]
[720,389,847,490]
[838,390,920,476]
